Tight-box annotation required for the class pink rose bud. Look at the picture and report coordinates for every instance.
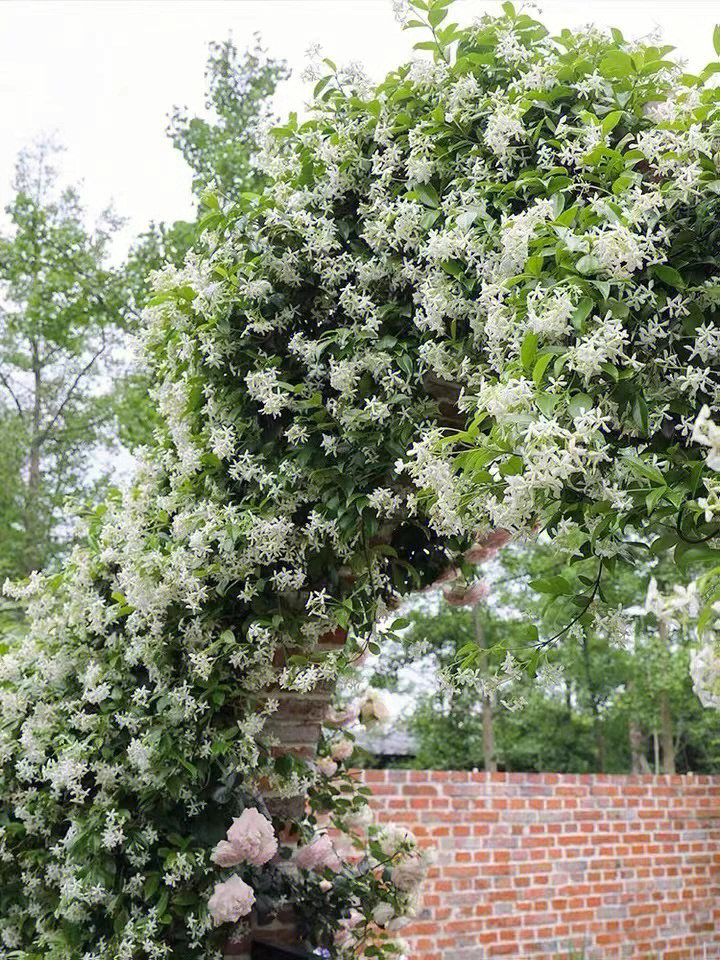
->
[208,874,255,925]
[391,853,427,891]
[325,700,360,727]
[431,566,460,587]
[226,807,278,866]
[372,902,395,926]
[360,695,390,724]
[465,529,511,564]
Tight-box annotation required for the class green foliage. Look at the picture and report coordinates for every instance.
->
[168,35,289,200]
[115,37,289,448]
[370,547,720,774]
[0,141,134,578]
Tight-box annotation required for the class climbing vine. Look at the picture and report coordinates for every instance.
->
[4,1,720,957]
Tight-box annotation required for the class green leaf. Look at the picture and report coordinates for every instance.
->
[536,392,559,417]
[568,393,592,418]
[714,24,720,56]
[652,264,685,290]
[532,352,554,385]
[650,532,678,556]
[576,254,598,275]
[499,455,523,476]
[592,280,611,299]
[441,259,466,281]
[414,183,440,207]
[599,50,634,79]
[632,394,649,435]
[601,110,623,134]
[612,172,634,195]
[572,297,594,331]
[625,456,664,486]
[675,541,720,573]
[530,575,573,596]
[645,486,667,512]
[145,874,161,900]
[521,331,538,371]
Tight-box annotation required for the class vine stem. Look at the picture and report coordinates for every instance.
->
[536,557,604,650]
[676,500,720,544]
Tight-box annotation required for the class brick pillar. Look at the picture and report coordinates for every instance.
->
[224,629,347,958]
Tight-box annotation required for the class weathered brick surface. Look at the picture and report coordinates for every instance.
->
[358,771,720,960]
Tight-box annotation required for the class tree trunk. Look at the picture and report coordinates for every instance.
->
[627,677,651,774]
[653,730,660,774]
[657,620,676,775]
[23,338,43,574]
[474,606,496,772]
[581,632,605,772]
[659,688,676,775]
[629,717,651,774]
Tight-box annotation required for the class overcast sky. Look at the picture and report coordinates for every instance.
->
[1,0,719,260]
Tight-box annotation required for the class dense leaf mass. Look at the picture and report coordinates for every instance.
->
[4,2,720,956]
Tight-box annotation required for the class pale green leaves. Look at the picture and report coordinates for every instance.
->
[599,50,634,79]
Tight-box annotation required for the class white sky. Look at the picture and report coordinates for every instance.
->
[1,0,719,260]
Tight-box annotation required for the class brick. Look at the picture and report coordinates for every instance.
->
[348,771,720,960]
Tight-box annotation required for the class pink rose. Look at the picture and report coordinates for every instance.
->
[431,566,459,587]
[316,757,338,777]
[295,835,342,872]
[331,739,354,761]
[211,839,243,868]
[226,807,277,867]
[372,901,395,926]
[334,834,364,867]
[208,874,255,925]
[345,805,373,833]
[334,927,352,946]
[334,909,363,944]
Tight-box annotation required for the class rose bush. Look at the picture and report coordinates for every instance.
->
[4,0,720,957]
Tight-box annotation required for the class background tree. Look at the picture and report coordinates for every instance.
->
[168,34,289,200]
[126,35,289,306]
[114,36,289,449]
[368,545,720,774]
[0,140,133,581]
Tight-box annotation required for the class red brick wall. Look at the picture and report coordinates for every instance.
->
[358,771,720,960]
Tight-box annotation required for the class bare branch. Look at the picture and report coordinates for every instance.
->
[38,331,107,443]
[0,370,25,418]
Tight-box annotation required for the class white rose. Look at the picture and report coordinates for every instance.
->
[372,901,395,926]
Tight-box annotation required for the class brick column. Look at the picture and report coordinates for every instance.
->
[225,629,347,958]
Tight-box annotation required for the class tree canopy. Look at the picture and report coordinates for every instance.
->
[0,141,133,582]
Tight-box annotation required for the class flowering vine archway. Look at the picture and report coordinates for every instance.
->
[4,1,720,957]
